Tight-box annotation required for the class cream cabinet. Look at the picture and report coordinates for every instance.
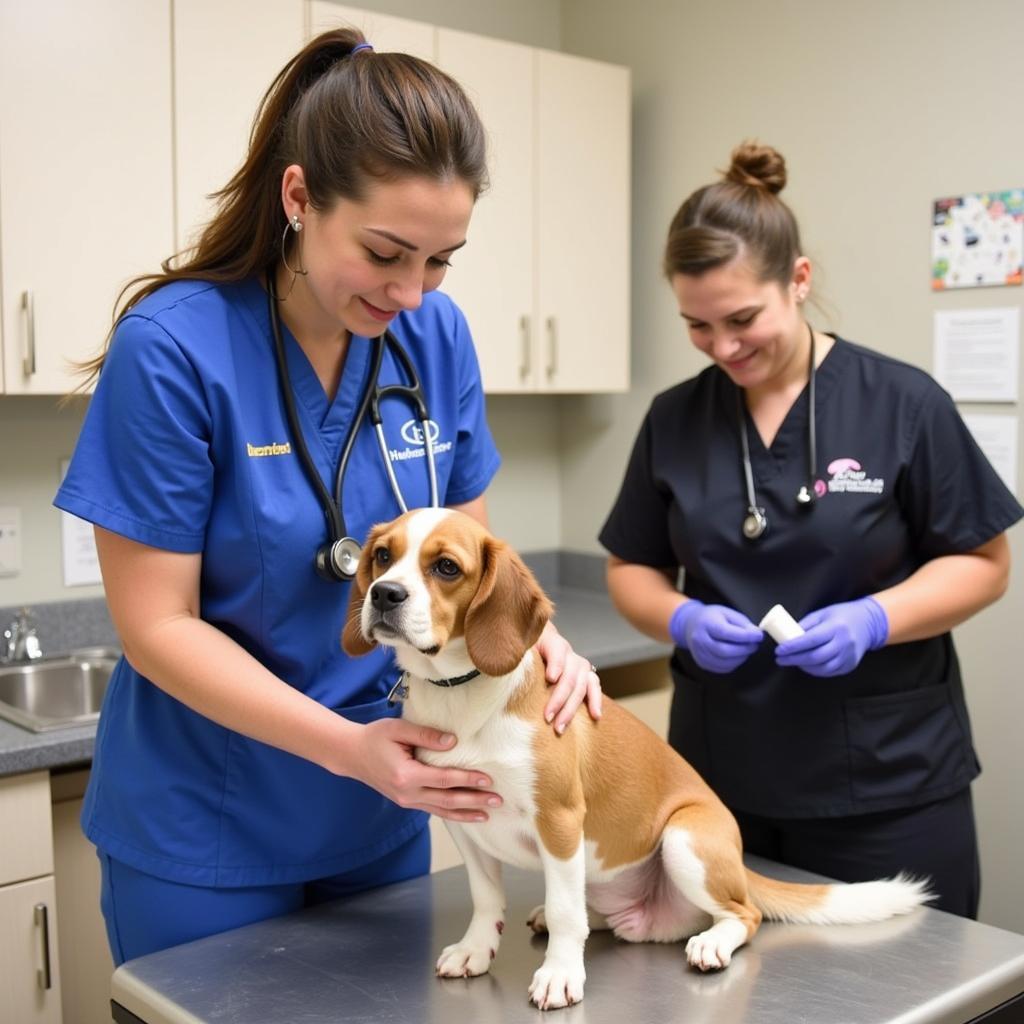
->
[51,771,114,1024]
[438,32,630,394]
[174,0,306,251]
[308,3,631,394]
[0,1,174,395]
[0,772,63,1023]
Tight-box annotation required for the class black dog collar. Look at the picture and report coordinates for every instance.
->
[428,669,481,688]
[386,668,481,706]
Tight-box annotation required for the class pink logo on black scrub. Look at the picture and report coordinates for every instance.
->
[825,457,884,495]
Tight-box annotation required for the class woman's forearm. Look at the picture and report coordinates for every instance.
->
[123,612,358,775]
[874,534,1011,644]
[606,557,682,642]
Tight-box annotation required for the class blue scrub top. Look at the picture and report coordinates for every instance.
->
[601,337,1023,818]
[55,277,500,886]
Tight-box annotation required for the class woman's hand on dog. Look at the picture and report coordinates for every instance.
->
[537,621,603,735]
[345,718,503,822]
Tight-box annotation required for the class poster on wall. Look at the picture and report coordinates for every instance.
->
[931,190,1023,290]
[933,308,1019,403]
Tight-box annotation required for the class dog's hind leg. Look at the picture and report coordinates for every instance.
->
[660,807,762,972]
[436,823,507,978]
[527,903,609,934]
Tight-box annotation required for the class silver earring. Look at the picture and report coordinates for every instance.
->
[281,217,308,279]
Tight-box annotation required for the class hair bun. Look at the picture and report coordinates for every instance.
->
[723,141,787,195]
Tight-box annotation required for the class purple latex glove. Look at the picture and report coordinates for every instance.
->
[669,600,764,673]
[774,597,889,677]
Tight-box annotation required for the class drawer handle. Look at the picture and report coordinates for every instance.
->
[21,291,36,377]
[545,316,557,377]
[519,315,531,378]
[34,902,52,991]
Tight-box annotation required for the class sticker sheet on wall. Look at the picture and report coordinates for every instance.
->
[931,190,1023,290]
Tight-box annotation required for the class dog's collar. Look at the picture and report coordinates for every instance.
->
[427,668,481,688]
[386,668,481,706]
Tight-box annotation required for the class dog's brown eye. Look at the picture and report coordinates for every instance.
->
[374,547,391,566]
[434,557,460,579]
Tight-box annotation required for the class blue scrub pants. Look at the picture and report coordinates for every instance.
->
[98,826,431,965]
[732,787,980,918]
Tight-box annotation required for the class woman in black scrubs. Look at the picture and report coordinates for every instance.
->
[600,141,1023,918]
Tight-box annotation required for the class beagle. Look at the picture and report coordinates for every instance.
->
[342,508,930,1010]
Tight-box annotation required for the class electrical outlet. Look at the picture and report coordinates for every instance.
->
[0,507,22,576]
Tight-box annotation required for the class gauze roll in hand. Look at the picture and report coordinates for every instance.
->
[774,597,889,677]
[758,604,805,644]
[669,600,764,674]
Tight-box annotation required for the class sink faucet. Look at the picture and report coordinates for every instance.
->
[2,608,42,664]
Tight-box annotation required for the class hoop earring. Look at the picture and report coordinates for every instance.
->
[281,216,308,282]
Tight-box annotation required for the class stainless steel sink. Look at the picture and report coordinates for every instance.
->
[0,647,120,732]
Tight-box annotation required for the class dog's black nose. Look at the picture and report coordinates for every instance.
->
[371,581,408,610]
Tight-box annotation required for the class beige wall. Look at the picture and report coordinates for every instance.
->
[560,0,1024,932]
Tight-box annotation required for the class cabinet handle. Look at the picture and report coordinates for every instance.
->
[21,290,36,377]
[519,315,531,378]
[34,902,52,991]
[545,316,557,378]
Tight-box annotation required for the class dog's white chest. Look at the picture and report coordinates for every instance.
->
[415,707,544,870]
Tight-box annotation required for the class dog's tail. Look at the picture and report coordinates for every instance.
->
[744,868,933,925]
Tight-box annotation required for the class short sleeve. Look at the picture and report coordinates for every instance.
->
[898,384,1023,558]
[54,313,214,552]
[441,303,501,505]
[599,408,678,567]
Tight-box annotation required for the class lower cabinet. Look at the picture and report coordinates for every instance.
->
[0,772,62,1023]
[51,771,114,1024]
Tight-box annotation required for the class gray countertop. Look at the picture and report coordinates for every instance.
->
[0,580,669,778]
[111,857,1024,1024]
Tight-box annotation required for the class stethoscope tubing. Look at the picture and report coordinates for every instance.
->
[737,322,817,540]
[266,271,438,555]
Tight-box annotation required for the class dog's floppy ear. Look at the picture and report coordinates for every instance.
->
[341,526,384,658]
[464,536,553,677]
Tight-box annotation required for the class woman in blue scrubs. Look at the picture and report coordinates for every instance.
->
[55,29,601,964]
[601,142,1022,918]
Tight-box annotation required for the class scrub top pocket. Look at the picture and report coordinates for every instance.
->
[844,685,973,808]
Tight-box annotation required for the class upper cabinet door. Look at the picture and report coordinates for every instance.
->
[535,51,630,393]
[175,0,306,252]
[309,2,435,60]
[0,0,174,395]
[436,29,536,394]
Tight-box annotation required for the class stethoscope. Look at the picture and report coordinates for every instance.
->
[267,273,439,581]
[738,322,817,541]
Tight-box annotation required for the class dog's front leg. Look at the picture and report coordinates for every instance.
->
[436,822,507,978]
[529,836,588,1010]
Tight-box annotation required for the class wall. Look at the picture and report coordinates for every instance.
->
[560,0,1024,932]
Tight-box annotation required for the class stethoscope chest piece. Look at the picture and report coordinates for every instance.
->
[316,537,363,582]
[743,507,768,540]
[795,484,815,507]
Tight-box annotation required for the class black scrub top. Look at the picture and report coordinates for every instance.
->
[600,337,1023,818]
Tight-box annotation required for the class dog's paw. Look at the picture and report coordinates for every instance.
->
[436,941,494,978]
[526,904,548,934]
[685,930,733,971]
[528,959,586,1010]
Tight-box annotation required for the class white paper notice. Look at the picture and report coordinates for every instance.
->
[961,414,1019,496]
[933,308,1019,402]
[59,458,102,587]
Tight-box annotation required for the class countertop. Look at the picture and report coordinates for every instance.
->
[0,580,670,778]
[110,856,1024,1024]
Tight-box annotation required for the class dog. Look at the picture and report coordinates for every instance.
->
[342,508,930,1010]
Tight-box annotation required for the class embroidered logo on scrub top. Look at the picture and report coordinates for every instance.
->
[246,442,293,457]
[388,419,453,463]
[825,457,884,495]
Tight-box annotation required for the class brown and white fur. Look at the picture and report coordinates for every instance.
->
[342,508,930,1010]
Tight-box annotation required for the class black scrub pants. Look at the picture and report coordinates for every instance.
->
[731,787,980,919]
